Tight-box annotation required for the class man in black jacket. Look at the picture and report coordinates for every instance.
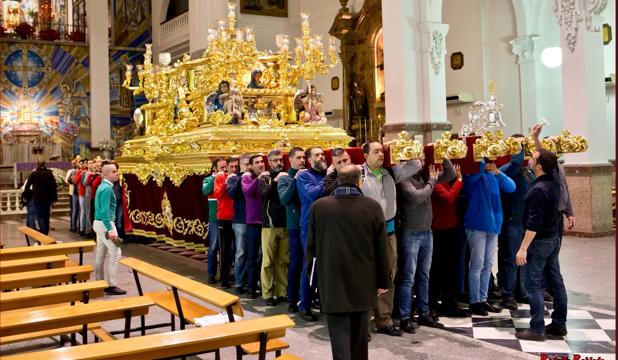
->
[307,165,390,360]
[24,161,58,235]
[515,149,567,341]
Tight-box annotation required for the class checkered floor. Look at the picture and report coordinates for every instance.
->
[441,302,616,359]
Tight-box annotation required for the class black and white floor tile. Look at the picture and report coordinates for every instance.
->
[441,303,616,359]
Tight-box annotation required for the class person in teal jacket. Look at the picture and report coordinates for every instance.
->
[94,161,126,295]
[463,158,516,316]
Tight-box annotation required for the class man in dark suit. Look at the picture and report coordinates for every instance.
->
[307,165,391,360]
[24,161,58,235]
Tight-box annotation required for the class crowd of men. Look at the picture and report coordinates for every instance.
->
[200,124,573,359]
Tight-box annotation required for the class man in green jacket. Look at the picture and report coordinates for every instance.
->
[94,161,126,295]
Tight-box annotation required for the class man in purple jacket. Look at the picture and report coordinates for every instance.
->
[242,154,269,298]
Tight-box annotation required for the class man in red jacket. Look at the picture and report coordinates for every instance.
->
[429,164,469,317]
[213,157,236,288]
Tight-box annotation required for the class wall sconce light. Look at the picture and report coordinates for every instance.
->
[541,47,562,68]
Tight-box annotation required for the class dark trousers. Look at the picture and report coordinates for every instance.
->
[217,220,236,286]
[207,219,219,277]
[429,227,461,308]
[245,224,262,292]
[326,311,369,360]
[287,229,302,306]
[29,200,51,235]
[525,235,568,333]
[498,217,528,300]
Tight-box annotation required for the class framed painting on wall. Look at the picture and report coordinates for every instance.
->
[240,0,288,18]
[451,52,464,70]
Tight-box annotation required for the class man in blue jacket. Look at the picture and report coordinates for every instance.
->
[278,147,306,313]
[498,137,534,310]
[296,146,327,321]
[463,158,516,316]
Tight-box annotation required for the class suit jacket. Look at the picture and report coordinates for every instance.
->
[306,193,391,314]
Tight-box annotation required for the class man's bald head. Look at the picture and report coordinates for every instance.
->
[337,164,361,187]
[102,163,118,183]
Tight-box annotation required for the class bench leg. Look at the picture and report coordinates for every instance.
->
[170,314,176,331]
[276,350,282,357]
[258,332,268,360]
[215,349,221,360]
[140,314,146,336]
[82,324,88,344]
[124,310,132,338]
[70,332,77,346]
[235,345,243,360]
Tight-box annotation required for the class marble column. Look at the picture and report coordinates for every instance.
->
[86,0,110,147]
[553,0,614,236]
[188,0,226,58]
[510,35,539,133]
[380,1,451,144]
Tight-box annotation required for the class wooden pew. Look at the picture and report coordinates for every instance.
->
[0,265,93,291]
[3,315,296,360]
[0,241,95,265]
[0,296,154,344]
[120,257,290,358]
[0,280,108,311]
[0,255,68,274]
[17,225,56,246]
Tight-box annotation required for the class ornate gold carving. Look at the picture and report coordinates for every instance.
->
[473,130,521,161]
[433,131,468,164]
[555,129,589,153]
[389,131,423,164]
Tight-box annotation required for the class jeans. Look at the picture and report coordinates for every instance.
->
[28,200,51,235]
[245,224,262,292]
[26,200,37,233]
[79,196,90,233]
[525,235,568,333]
[498,217,528,300]
[466,229,498,304]
[94,220,121,286]
[287,229,302,306]
[207,219,219,277]
[397,230,433,319]
[70,193,80,230]
[232,223,248,288]
[299,226,316,312]
[217,220,236,285]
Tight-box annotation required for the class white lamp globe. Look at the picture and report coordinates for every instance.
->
[541,47,562,68]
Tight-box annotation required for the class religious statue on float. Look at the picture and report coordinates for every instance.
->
[294,83,327,124]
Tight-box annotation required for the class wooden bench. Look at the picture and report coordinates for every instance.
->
[3,315,295,360]
[0,296,154,344]
[0,265,93,291]
[0,255,68,274]
[0,280,108,311]
[17,225,56,246]
[0,241,95,265]
[120,257,290,358]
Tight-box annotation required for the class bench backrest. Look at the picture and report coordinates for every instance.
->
[120,257,243,317]
[0,241,95,261]
[0,280,108,311]
[0,296,154,338]
[2,315,295,360]
[17,226,56,245]
[0,265,93,291]
[0,255,68,274]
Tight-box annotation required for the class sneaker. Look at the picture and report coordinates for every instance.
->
[399,319,416,334]
[469,302,489,316]
[417,315,445,329]
[376,325,403,336]
[288,304,299,313]
[311,298,321,310]
[265,297,278,306]
[502,298,518,310]
[104,286,127,295]
[299,310,319,322]
[515,329,545,341]
[482,301,502,313]
[545,323,568,336]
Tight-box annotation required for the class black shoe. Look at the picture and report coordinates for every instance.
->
[299,310,319,322]
[376,325,403,336]
[235,286,247,295]
[417,315,445,329]
[247,290,258,299]
[221,281,231,289]
[265,297,278,306]
[542,290,554,302]
[439,307,470,318]
[79,231,85,236]
[515,329,545,341]
[488,291,501,301]
[399,319,416,334]
[545,323,568,336]
[502,298,518,310]
[288,304,299,313]
[469,302,489,316]
[207,275,216,284]
[277,296,289,303]
[311,298,321,310]
[104,286,127,295]
[482,301,502,313]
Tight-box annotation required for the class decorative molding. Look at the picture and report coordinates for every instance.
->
[509,35,539,64]
[419,23,449,75]
[552,0,607,53]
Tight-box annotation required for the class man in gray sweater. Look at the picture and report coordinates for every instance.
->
[396,156,455,333]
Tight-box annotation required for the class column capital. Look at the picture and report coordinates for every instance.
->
[509,35,539,64]
[552,0,607,53]
[418,22,449,75]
